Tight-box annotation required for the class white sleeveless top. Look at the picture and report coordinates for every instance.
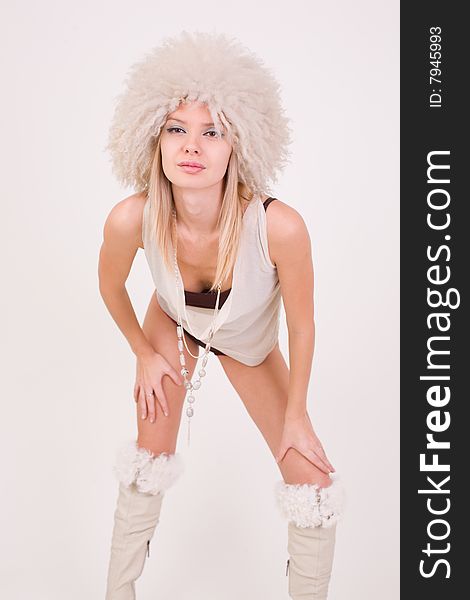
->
[142,194,281,366]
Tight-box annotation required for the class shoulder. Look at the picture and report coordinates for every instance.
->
[261,196,311,267]
[103,191,148,250]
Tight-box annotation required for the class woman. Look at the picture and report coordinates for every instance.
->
[99,31,345,599]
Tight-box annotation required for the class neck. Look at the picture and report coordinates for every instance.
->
[172,181,224,238]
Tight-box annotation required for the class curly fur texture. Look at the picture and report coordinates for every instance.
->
[113,439,185,496]
[106,30,292,194]
[275,474,346,528]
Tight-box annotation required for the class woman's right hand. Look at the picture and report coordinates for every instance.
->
[134,350,184,423]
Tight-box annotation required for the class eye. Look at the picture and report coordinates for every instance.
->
[205,129,224,138]
[165,126,224,138]
[166,126,185,134]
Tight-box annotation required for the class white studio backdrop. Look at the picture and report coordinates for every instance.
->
[1,1,399,598]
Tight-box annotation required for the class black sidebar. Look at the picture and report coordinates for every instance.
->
[401,3,467,598]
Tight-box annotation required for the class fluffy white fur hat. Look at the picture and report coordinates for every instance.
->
[106,30,292,194]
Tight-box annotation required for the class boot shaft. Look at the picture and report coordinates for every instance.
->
[105,440,185,600]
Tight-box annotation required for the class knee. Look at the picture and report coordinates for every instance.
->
[136,439,174,458]
[136,395,183,455]
[280,447,333,488]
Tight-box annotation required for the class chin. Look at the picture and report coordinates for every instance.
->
[173,175,224,190]
[174,177,208,188]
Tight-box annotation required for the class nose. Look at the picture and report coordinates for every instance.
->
[184,132,201,154]
[184,143,200,155]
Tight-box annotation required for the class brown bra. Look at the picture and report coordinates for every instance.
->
[184,197,276,309]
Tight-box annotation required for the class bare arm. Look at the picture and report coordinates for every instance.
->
[269,202,335,473]
[98,192,154,358]
[267,200,315,419]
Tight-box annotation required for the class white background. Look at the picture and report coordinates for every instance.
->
[1,1,399,598]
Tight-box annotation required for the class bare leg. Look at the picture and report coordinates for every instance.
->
[217,342,332,487]
[137,291,200,454]
[217,343,343,599]
[105,293,200,600]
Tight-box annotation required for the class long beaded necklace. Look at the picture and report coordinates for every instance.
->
[171,207,223,447]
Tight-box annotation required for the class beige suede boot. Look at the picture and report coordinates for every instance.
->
[105,440,184,600]
[275,475,345,599]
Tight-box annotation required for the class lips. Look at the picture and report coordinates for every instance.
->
[177,161,205,168]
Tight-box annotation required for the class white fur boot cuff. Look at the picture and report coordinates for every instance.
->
[275,474,346,528]
[112,439,185,495]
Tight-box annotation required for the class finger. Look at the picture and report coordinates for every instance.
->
[133,383,140,403]
[303,449,331,474]
[316,446,335,473]
[165,364,184,386]
[154,385,170,417]
[138,386,147,420]
[316,452,333,474]
[146,389,156,423]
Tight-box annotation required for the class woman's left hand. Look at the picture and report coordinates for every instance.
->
[275,412,336,475]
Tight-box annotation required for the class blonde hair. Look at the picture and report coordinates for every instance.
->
[145,130,255,293]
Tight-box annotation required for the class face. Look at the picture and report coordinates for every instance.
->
[159,100,232,190]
